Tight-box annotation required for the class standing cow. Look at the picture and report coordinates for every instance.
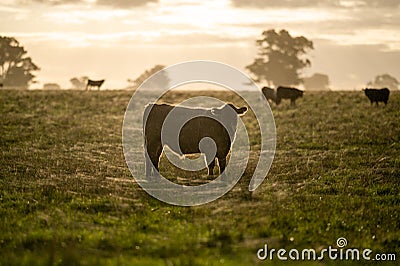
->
[363,88,390,106]
[261,86,276,104]
[143,103,247,177]
[276,86,304,106]
[86,79,105,91]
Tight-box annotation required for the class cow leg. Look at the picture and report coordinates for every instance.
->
[217,157,227,175]
[291,99,296,106]
[150,151,161,174]
[145,151,153,177]
[207,157,216,177]
[146,146,162,177]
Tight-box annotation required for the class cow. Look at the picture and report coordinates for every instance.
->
[143,103,248,177]
[86,79,105,91]
[276,86,304,106]
[261,86,276,104]
[363,88,390,106]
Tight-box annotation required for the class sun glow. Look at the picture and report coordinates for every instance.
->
[44,9,132,24]
[1,0,399,90]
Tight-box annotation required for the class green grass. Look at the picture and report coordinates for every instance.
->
[1,89,399,265]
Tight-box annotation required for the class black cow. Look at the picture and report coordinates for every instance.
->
[86,79,105,91]
[143,103,247,177]
[261,86,276,103]
[363,88,390,106]
[276,86,304,106]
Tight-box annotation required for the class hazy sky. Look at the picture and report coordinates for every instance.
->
[1,0,400,90]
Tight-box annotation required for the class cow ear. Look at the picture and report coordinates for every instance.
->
[237,107,247,116]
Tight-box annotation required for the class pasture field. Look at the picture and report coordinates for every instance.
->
[1,89,399,265]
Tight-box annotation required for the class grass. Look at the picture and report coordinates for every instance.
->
[0,89,399,265]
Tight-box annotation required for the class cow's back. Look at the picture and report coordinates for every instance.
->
[143,104,230,155]
[276,86,303,104]
[364,88,390,103]
[277,86,303,98]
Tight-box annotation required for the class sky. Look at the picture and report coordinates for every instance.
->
[1,0,400,90]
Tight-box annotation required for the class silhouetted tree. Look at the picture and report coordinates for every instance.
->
[0,36,39,88]
[246,29,313,87]
[43,83,61,90]
[128,65,169,89]
[303,73,330,91]
[70,76,89,90]
[367,74,399,90]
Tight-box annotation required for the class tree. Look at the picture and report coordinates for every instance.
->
[70,76,89,90]
[0,36,39,88]
[43,83,61,90]
[303,73,330,91]
[367,74,399,91]
[246,29,313,87]
[128,65,169,89]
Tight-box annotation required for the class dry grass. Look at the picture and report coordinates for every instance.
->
[1,89,399,265]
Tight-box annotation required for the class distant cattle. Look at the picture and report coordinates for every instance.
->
[276,86,304,106]
[363,88,390,106]
[143,103,248,177]
[86,79,105,91]
[261,86,276,103]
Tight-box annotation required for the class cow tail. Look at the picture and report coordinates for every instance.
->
[143,104,151,143]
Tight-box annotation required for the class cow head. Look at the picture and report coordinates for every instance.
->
[210,103,247,139]
[228,103,248,116]
[211,103,247,117]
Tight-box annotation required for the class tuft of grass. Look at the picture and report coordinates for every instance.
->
[1,89,399,265]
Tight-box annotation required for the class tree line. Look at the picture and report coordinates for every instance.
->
[0,31,399,90]
[0,36,39,88]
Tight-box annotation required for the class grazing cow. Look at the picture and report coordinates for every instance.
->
[143,103,248,177]
[276,86,304,106]
[86,79,105,91]
[363,88,390,106]
[261,86,276,103]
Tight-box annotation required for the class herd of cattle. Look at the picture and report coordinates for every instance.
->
[261,86,304,106]
[262,86,391,106]
[82,79,391,107]
[142,86,392,176]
